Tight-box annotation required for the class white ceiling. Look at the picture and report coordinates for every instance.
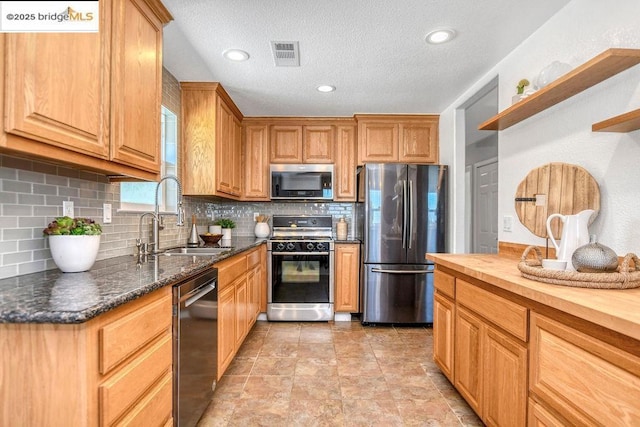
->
[161,0,571,117]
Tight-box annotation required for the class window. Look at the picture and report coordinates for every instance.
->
[120,106,178,212]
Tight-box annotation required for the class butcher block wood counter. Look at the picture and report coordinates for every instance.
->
[426,253,640,426]
[426,253,640,340]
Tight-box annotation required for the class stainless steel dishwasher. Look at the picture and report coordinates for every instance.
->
[173,268,218,427]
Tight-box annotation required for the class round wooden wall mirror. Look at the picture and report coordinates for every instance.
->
[514,162,600,238]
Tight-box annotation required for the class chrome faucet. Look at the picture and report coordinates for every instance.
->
[153,175,185,252]
[136,212,158,256]
[136,175,185,256]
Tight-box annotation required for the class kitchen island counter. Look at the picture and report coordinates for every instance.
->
[0,237,266,324]
[426,252,640,342]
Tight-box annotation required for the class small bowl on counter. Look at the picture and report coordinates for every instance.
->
[199,233,223,245]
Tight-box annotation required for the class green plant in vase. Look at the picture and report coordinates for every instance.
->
[214,218,236,240]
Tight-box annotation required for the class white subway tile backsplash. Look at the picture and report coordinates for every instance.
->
[4,205,32,216]
[4,180,31,193]
[18,194,45,205]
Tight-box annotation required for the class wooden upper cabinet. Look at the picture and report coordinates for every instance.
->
[303,125,334,163]
[110,0,167,173]
[0,0,172,181]
[3,29,109,159]
[334,124,357,201]
[270,122,336,163]
[180,82,244,198]
[216,98,242,196]
[356,114,439,164]
[270,125,303,163]
[357,120,398,163]
[243,123,270,200]
[399,119,438,163]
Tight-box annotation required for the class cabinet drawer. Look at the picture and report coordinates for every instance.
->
[113,370,173,427]
[457,279,528,341]
[247,247,261,268]
[99,291,171,374]
[434,269,455,298]
[100,333,172,426]
[216,253,247,288]
[530,312,640,425]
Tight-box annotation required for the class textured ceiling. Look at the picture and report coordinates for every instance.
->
[161,0,571,117]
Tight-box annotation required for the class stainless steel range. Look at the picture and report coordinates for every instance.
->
[267,215,334,321]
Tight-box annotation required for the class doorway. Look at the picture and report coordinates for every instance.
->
[461,78,498,253]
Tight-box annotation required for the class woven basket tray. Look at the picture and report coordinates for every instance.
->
[518,246,640,289]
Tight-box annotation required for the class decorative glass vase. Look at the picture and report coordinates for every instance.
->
[254,222,270,238]
[48,234,101,273]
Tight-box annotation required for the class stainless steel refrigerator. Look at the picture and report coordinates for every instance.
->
[361,163,447,324]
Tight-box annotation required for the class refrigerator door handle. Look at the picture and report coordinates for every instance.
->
[371,268,431,274]
[408,179,414,249]
[402,179,408,249]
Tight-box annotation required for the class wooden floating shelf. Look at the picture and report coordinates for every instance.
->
[479,48,640,131]
[592,108,640,132]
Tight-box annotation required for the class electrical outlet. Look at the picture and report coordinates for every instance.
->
[63,201,74,217]
[503,215,513,232]
[103,203,112,224]
[254,212,259,221]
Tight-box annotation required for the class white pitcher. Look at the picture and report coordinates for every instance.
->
[546,209,594,271]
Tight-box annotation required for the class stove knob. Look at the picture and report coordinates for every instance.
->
[286,242,296,251]
[316,242,326,251]
[276,243,285,251]
[306,242,315,251]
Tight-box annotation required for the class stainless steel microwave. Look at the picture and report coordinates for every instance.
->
[270,164,333,200]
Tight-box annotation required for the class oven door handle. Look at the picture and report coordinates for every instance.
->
[371,268,431,274]
[270,251,331,256]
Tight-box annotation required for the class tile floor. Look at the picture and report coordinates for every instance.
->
[197,320,483,426]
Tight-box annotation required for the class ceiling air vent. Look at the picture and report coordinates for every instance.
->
[270,41,300,67]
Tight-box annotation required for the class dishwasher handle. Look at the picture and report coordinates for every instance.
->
[184,281,216,307]
[371,268,431,274]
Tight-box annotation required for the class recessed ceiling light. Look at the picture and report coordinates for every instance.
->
[223,49,250,62]
[425,29,456,44]
[316,85,336,93]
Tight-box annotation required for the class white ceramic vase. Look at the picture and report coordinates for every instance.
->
[48,234,101,273]
[221,228,232,240]
[254,222,270,238]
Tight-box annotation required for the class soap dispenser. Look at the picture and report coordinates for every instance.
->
[187,214,200,247]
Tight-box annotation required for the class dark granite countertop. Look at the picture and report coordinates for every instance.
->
[0,237,266,324]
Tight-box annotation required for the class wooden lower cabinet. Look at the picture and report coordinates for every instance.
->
[433,269,456,383]
[528,398,568,427]
[433,263,640,427]
[484,325,528,427]
[454,305,484,414]
[530,312,640,426]
[0,287,173,426]
[218,284,237,377]
[334,243,360,312]
[215,245,267,379]
[455,300,528,426]
[433,291,455,382]
[435,267,528,426]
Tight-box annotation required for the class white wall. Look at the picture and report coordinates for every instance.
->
[440,0,640,256]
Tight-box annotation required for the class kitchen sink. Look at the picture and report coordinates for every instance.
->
[162,246,233,256]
